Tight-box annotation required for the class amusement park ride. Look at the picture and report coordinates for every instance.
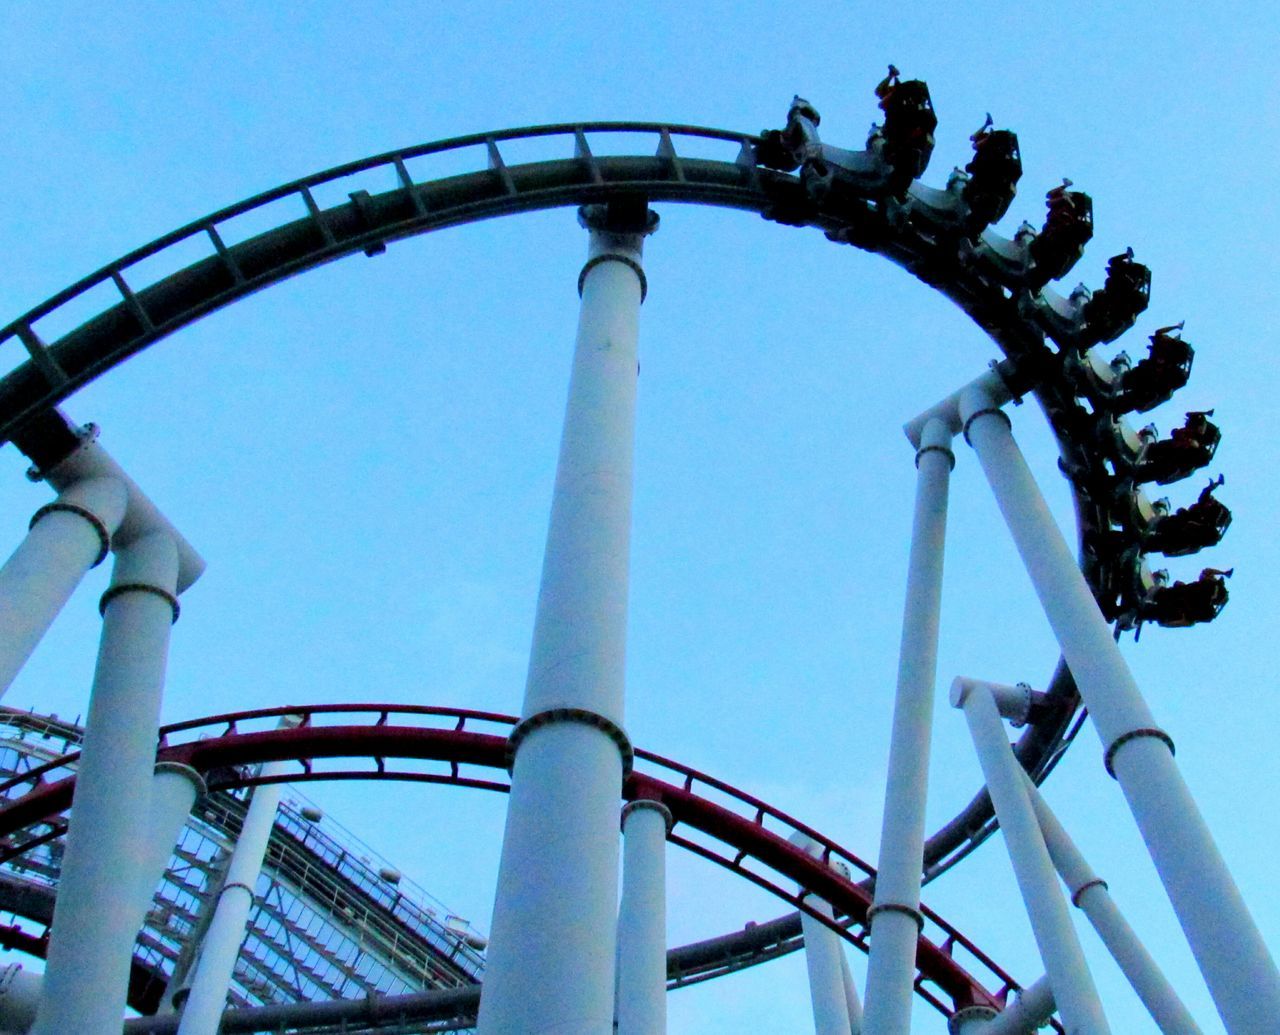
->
[0,66,1270,1033]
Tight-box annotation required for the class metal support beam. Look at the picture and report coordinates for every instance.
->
[792,833,859,1035]
[31,530,182,1035]
[952,678,1110,1034]
[616,799,672,1035]
[982,976,1056,1035]
[958,380,1280,1033]
[477,202,655,1035]
[1021,774,1203,1034]
[863,417,954,1034]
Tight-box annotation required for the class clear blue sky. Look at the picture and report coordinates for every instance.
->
[0,3,1276,1031]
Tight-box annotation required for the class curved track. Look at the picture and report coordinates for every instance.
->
[0,704,1058,1025]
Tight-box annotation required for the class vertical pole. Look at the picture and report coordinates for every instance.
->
[959,385,1280,1033]
[838,950,864,1033]
[1021,775,1203,1034]
[792,834,855,1035]
[863,417,954,1033]
[177,759,291,1035]
[31,530,181,1035]
[0,476,127,698]
[616,799,672,1035]
[477,200,656,1035]
[952,680,1110,1034]
[135,763,206,934]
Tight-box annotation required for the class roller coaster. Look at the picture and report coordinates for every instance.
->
[0,69,1270,1033]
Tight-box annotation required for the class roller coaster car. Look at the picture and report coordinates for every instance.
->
[1081,248,1151,345]
[1133,410,1220,485]
[757,96,822,172]
[872,66,937,198]
[1141,476,1231,556]
[962,117,1021,233]
[1027,182,1093,289]
[1140,566,1232,628]
[1112,325,1194,413]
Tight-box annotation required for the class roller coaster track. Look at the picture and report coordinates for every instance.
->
[0,703,1061,1028]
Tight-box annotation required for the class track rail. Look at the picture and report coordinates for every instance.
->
[0,120,1098,885]
[0,703,1057,1025]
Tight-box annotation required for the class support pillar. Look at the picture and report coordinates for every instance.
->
[982,976,1056,1035]
[952,680,1110,1034]
[477,200,656,1035]
[792,834,857,1035]
[959,383,1280,1033]
[1021,775,1202,1034]
[177,757,292,1035]
[30,531,181,1035]
[616,799,672,1035]
[863,417,954,1033]
[0,475,126,698]
[136,763,206,934]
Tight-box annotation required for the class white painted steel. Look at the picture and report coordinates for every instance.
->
[177,759,290,1035]
[31,531,181,1035]
[0,963,40,1035]
[838,950,864,1034]
[863,417,953,1035]
[902,364,1013,447]
[616,801,671,1035]
[135,763,205,937]
[477,219,650,1035]
[982,975,1056,1035]
[791,834,855,1035]
[0,475,126,698]
[1021,774,1203,1034]
[959,383,1280,1033]
[949,676,1036,727]
[953,680,1110,1034]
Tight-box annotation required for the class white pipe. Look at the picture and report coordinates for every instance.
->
[838,950,864,1034]
[902,362,1014,447]
[791,834,854,1035]
[949,677,1037,727]
[1021,774,1203,1034]
[177,757,292,1035]
[0,475,126,699]
[952,679,1110,1034]
[863,417,953,1035]
[136,763,206,938]
[477,210,653,1035]
[982,976,1056,1035]
[0,963,40,1035]
[959,382,1280,1032]
[616,800,671,1035]
[31,531,181,1035]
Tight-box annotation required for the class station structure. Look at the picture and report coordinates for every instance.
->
[0,71,1270,1033]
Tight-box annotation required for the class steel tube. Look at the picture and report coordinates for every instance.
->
[959,383,1280,1032]
[136,762,205,936]
[616,800,671,1035]
[477,210,652,1035]
[952,680,1110,1034]
[982,975,1056,1035]
[1022,775,1203,1034]
[792,834,856,1035]
[0,475,126,699]
[863,417,953,1034]
[30,531,180,1035]
[177,758,291,1035]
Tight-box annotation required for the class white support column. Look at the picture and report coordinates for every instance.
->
[135,763,206,935]
[982,976,1056,1035]
[177,762,289,1035]
[616,799,672,1035]
[1021,774,1203,1034]
[863,417,954,1033]
[477,202,656,1035]
[792,834,856,1035]
[838,950,864,1034]
[0,475,126,698]
[952,679,1110,1034]
[31,530,182,1035]
[959,383,1280,1033]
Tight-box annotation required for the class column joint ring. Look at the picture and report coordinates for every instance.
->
[218,880,255,900]
[578,253,648,302]
[915,443,956,470]
[866,900,925,932]
[621,797,674,834]
[1104,726,1175,778]
[30,501,111,567]
[99,582,180,623]
[962,406,1012,446]
[1071,877,1109,907]
[506,706,634,775]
